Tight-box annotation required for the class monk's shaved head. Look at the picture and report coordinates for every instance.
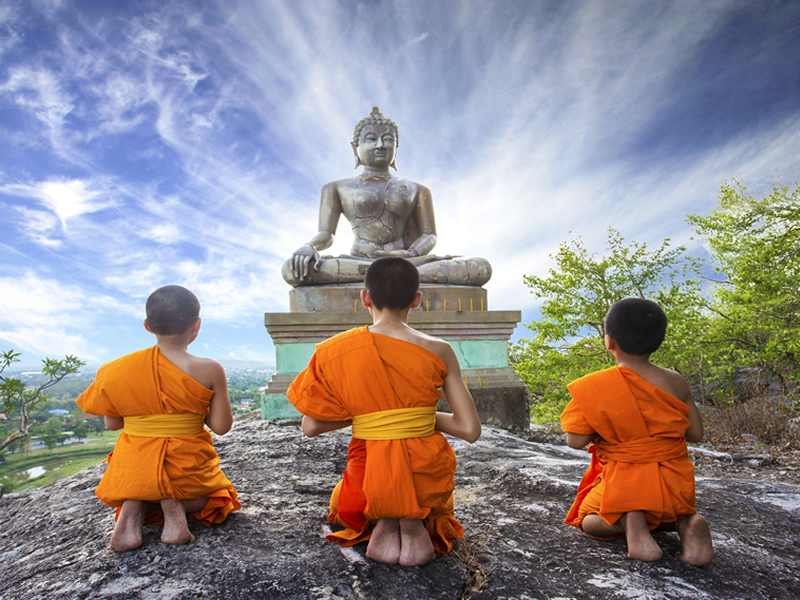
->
[605,298,667,356]
[364,257,419,310]
[146,285,200,335]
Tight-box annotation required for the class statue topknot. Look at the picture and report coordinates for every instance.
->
[353,106,399,147]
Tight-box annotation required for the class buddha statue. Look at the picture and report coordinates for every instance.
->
[282,107,492,287]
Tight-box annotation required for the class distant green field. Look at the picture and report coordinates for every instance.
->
[1,430,121,493]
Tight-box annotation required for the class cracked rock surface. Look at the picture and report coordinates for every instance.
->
[1,411,798,599]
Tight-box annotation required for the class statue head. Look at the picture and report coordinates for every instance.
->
[352,107,399,170]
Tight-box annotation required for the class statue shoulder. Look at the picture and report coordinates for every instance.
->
[321,177,356,192]
[410,180,432,202]
[414,181,431,196]
[320,177,360,202]
[391,177,428,197]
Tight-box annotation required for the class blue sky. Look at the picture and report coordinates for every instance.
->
[1,0,799,369]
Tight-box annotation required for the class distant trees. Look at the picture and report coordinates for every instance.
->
[514,179,799,422]
[1,350,84,453]
[42,417,68,451]
[511,228,710,422]
[72,420,90,442]
[86,417,105,435]
[687,179,800,386]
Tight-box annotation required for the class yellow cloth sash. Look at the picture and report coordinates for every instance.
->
[352,406,436,440]
[123,413,205,438]
[595,436,688,464]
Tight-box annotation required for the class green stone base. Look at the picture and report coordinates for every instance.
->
[261,306,528,428]
[261,392,300,420]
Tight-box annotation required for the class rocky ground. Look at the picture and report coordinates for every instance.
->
[1,411,798,600]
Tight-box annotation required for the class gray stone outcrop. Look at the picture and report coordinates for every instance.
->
[1,411,798,599]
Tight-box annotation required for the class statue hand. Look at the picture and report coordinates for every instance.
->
[291,245,321,281]
[374,249,417,258]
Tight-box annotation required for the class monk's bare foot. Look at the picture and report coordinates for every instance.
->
[366,518,400,564]
[398,519,434,567]
[676,514,714,566]
[581,514,623,537]
[110,500,145,552]
[160,498,195,545]
[621,511,662,562]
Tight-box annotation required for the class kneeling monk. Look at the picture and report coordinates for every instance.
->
[288,257,482,566]
[561,298,713,566]
[77,285,240,552]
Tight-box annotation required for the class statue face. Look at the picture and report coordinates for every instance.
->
[356,124,397,169]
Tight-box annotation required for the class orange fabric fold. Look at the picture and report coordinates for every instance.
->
[288,327,463,555]
[77,346,240,526]
[561,366,695,535]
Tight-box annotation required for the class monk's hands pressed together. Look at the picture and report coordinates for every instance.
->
[291,245,321,282]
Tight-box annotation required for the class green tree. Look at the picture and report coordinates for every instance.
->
[512,228,710,423]
[0,430,28,455]
[688,179,800,386]
[90,417,106,434]
[42,417,67,451]
[72,420,90,442]
[0,350,84,453]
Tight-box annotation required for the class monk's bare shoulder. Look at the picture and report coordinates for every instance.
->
[412,331,454,365]
[651,365,692,403]
[185,355,227,390]
[374,326,449,361]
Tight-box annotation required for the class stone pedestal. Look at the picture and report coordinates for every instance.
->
[262,285,530,431]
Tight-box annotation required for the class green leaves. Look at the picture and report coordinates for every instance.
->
[513,228,709,423]
[515,179,800,425]
[1,351,85,453]
[687,179,800,382]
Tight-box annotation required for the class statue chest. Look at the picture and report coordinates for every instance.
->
[341,178,416,223]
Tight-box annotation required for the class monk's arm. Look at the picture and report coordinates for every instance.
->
[301,416,352,438]
[436,344,481,443]
[684,392,704,443]
[566,432,595,449]
[205,360,233,435]
[104,416,123,430]
[669,371,703,443]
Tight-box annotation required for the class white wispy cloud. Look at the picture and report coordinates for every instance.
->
[9,207,62,248]
[143,223,182,245]
[0,178,112,229]
[0,272,130,360]
[0,5,22,59]
[0,66,86,164]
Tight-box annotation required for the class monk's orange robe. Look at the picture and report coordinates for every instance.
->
[76,347,240,526]
[288,326,463,555]
[560,366,695,537]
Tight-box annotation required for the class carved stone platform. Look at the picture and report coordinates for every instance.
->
[262,285,530,431]
[290,283,487,313]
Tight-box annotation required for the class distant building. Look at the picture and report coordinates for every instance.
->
[49,409,69,415]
